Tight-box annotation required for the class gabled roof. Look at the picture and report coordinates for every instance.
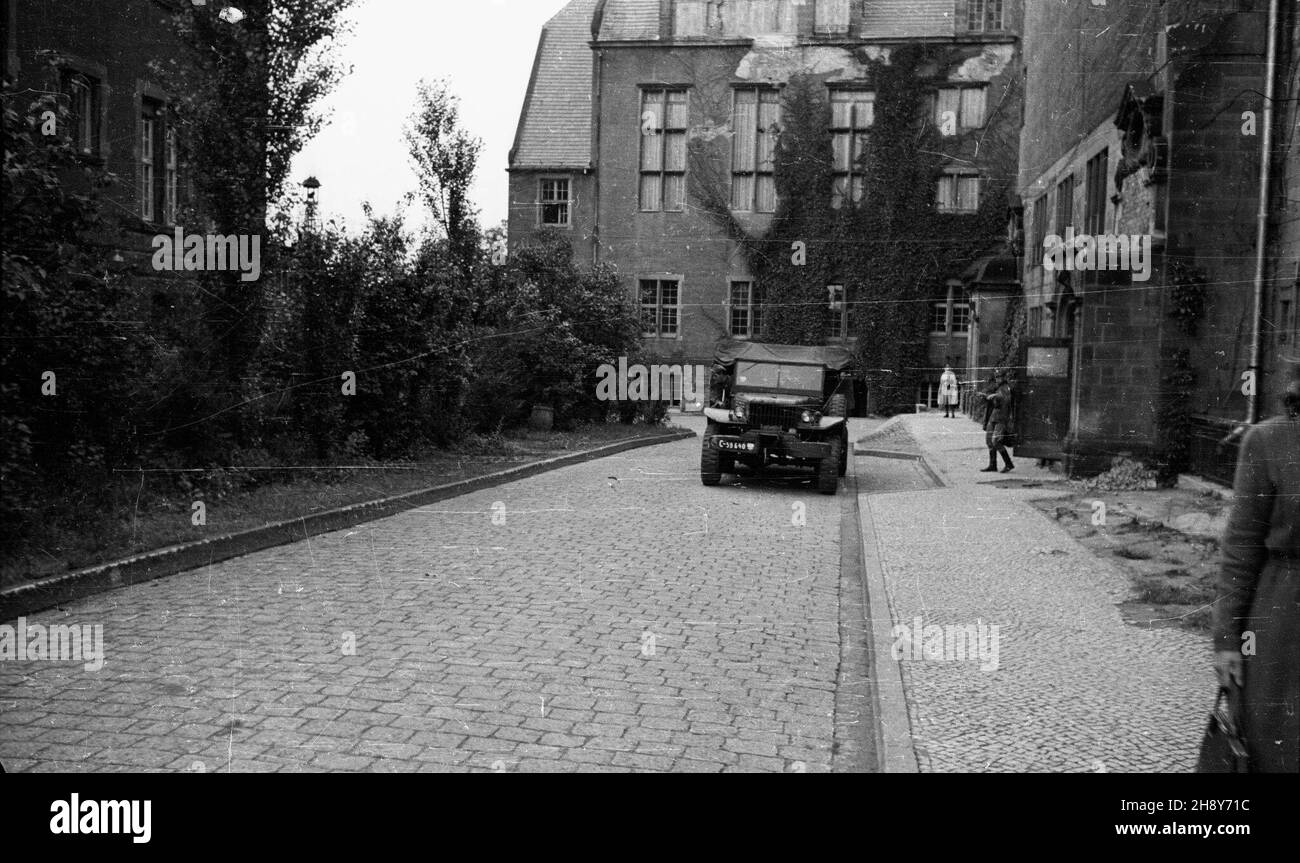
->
[595,0,661,41]
[510,0,600,170]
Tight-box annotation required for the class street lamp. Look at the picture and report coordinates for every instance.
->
[301,176,321,234]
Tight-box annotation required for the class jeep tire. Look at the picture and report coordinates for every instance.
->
[701,422,722,485]
[827,394,847,417]
[817,437,842,495]
[837,425,849,476]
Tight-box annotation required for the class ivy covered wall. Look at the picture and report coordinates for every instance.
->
[594,37,1021,414]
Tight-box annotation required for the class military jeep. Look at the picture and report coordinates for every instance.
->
[701,340,854,495]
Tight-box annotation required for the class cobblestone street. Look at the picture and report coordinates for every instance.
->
[0,425,848,773]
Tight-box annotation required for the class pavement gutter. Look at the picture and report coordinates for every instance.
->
[832,465,879,772]
[857,491,921,773]
[0,429,696,622]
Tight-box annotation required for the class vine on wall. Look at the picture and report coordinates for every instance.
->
[1153,260,1208,482]
[1155,348,1196,485]
[1166,259,1207,336]
[687,43,1017,415]
[998,292,1027,374]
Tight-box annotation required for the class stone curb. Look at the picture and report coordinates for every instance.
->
[854,447,947,489]
[0,429,696,622]
[853,447,918,460]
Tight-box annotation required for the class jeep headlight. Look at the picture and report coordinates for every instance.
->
[733,401,746,420]
[801,410,818,424]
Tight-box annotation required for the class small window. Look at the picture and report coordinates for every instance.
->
[931,302,949,334]
[1055,173,1075,235]
[675,0,706,35]
[830,90,873,208]
[1028,305,1044,336]
[1277,292,1295,345]
[937,173,981,213]
[729,279,764,338]
[721,0,798,36]
[827,284,849,339]
[934,86,986,133]
[640,89,688,212]
[640,278,680,338]
[60,70,100,156]
[1084,150,1108,236]
[966,0,1003,32]
[732,87,779,213]
[815,0,850,34]
[164,128,179,225]
[1030,193,1048,267]
[141,100,160,222]
[540,178,571,226]
[951,302,971,334]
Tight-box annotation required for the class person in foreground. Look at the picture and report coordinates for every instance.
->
[1212,361,1300,772]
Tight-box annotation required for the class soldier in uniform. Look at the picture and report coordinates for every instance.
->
[1212,361,1300,772]
[708,362,732,407]
[980,369,1015,473]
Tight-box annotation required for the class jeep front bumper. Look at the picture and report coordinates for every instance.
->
[707,432,831,460]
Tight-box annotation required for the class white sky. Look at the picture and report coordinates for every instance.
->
[291,0,572,235]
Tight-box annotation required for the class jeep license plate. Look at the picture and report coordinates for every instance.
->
[716,440,756,452]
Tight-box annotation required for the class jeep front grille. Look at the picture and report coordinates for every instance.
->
[747,403,801,429]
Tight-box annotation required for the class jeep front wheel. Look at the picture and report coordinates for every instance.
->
[701,422,722,486]
[838,425,849,476]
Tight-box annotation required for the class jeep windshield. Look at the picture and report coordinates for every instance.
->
[734,361,822,393]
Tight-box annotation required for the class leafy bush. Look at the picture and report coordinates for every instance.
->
[494,232,643,429]
[0,80,136,532]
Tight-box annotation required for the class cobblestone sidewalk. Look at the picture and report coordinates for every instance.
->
[861,414,1212,772]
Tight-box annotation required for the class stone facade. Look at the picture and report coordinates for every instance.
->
[7,0,192,251]
[509,0,1023,410]
[1017,0,1293,477]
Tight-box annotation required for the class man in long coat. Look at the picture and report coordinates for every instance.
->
[939,366,959,418]
[1213,362,1300,772]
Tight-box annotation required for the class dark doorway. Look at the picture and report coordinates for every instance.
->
[1015,337,1073,461]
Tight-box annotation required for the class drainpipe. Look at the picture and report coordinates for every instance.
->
[591,47,603,267]
[591,0,608,269]
[1247,0,1280,424]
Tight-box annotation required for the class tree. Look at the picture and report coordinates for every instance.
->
[404,79,483,271]
[154,0,354,439]
[496,232,644,427]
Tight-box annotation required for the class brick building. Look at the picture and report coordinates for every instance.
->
[1016,0,1298,479]
[509,0,1023,411]
[4,0,195,256]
